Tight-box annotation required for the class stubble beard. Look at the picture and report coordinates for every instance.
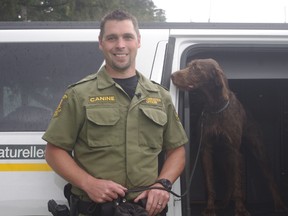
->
[110,56,133,73]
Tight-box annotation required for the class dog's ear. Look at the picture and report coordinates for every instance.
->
[213,68,227,87]
[212,67,230,100]
[208,59,227,87]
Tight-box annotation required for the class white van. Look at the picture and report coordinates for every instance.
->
[0,22,288,215]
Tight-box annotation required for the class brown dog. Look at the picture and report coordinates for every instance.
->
[171,58,286,216]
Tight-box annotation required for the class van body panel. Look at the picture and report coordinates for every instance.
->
[0,132,66,215]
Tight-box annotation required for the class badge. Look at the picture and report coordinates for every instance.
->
[53,94,68,118]
[89,95,116,103]
[145,97,161,105]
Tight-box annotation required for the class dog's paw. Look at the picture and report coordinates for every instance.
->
[274,201,288,214]
[275,207,288,215]
[202,208,217,216]
[234,208,251,216]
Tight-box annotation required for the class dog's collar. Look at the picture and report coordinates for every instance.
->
[203,100,230,114]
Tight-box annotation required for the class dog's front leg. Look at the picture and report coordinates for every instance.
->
[231,149,251,216]
[201,142,217,216]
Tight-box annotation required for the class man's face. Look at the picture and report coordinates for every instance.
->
[99,20,141,73]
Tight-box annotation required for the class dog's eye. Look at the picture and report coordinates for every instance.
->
[192,66,201,74]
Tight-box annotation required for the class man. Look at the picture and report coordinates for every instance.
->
[44,10,188,216]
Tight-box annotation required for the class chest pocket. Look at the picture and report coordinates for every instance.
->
[86,107,122,147]
[139,106,167,149]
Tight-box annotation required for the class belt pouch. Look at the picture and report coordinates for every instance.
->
[69,195,79,216]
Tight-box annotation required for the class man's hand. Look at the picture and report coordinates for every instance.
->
[133,146,185,216]
[83,177,127,203]
[134,183,169,216]
[45,143,127,203]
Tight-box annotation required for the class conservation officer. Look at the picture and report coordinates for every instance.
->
[43,9,188,216]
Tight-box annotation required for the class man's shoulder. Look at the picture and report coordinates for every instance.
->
[149,80,170,97]
[68,72,98,89]
[138,71,168,92]
[150,80,168,91]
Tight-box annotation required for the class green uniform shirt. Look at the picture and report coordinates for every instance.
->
[42,67,188,200]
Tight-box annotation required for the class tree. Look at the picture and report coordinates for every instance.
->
[0,0,166,22]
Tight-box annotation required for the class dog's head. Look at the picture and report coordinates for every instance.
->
[171,58,228,92]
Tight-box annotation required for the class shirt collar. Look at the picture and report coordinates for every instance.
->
[96,66,159,93]
[96,67,116,90]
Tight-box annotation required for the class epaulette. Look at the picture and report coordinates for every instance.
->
[68,72,98,88]
[151,80,168,91]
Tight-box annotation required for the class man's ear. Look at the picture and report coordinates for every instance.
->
[138,34,141,48]
[98,36,103,50]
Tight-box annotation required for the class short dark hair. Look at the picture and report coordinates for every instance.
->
[99,10,140,39]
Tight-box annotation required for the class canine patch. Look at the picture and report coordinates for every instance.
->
[89,95,116,103]
[53,94,68,118]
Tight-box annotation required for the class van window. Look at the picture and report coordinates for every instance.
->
[0,42,104,132]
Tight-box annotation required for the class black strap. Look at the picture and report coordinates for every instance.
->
[126,184,182,198]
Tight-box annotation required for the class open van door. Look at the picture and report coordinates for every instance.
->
[167,24,288,216]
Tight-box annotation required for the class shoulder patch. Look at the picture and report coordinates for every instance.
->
[53,94,68,118]
[174,108,181,122]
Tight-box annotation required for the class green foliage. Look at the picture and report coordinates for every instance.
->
[0,0,166,22]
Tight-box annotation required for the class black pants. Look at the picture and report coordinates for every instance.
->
[69,195,167,216]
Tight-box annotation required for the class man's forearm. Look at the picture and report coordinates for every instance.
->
[45,143,93,191]
[158,145,186,183]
